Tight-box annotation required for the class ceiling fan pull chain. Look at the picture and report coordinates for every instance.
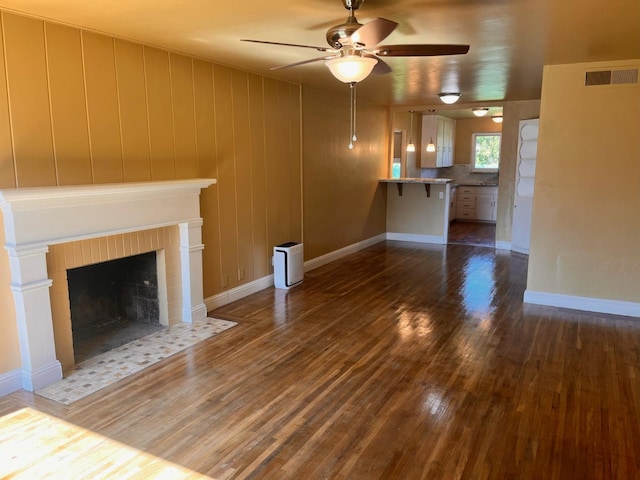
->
[352,82,357,143]
[349,82,355,149]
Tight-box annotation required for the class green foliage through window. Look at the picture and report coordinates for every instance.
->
[472,133,501,171]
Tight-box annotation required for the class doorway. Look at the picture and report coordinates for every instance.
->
[448,220,496,247]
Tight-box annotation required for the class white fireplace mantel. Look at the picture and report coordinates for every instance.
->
[0,179,216,392]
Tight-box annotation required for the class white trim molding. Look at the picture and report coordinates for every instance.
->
[0,369,22,396]
[495,240,512,251]
[386,232,446,245]
[205,275,274,310]
[304,234,387,272]
[0,179,216,391]
[524,290,640,318]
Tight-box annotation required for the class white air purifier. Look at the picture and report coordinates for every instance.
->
[273,242,304,289]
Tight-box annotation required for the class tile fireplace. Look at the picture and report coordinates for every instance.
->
[0,179,215,391]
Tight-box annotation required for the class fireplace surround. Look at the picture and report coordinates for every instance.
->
[0,179,215,391]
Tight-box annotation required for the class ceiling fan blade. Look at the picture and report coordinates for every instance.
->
[368,56,392,75]
[241,39,335,53]
[373,44,470,57]
[270,55,339,71]
[350,18,398,47]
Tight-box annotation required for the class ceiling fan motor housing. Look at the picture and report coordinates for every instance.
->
[326,16,362,49]
[342,0,364,10]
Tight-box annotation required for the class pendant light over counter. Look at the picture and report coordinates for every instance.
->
[426,110,436,152]
[406,111,416,152]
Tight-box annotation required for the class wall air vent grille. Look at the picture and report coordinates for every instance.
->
[612,69,639,85]
[585,68,639,86]
[585,70,611,86]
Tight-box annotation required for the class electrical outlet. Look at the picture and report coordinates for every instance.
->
[439,192,444,199]
[222,273,228,288]
[238,267,245,281]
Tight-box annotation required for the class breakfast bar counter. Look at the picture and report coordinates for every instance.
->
[379,177,454,198]
[380,178,453,244]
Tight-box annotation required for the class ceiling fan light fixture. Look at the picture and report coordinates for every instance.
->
[438,92,462,104]
[492,115,504,123]
[326,55,378,83]
[472,107,489,117]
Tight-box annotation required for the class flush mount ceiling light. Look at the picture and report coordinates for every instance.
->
[472,107,489,117]
[325,54,378,83]
[406,111,416,152]
[492,115,504,123]
[438,92,462,104]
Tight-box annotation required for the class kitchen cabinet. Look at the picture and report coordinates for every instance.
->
[476,192,495,221]
[441,117,455,167]
[421,115,455,168]
[456,186,498,221]
[455,186,476,220]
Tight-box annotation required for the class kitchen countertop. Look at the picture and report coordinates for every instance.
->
[379,177,454,184]
[453,182,499,187]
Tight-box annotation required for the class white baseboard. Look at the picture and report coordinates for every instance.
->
[524,290,640,318]
[0,368,22,396]
[190,303,208,322]
[304,233,387,272]
[495,240,512,251]
[205,275,274,311]
[511,246,530,255]
[386,232,446,245]
[24,361,63,392]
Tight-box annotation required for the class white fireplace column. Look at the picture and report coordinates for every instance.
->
[179,218,207,323]
[0,179,216,392]
[7,245,62,391]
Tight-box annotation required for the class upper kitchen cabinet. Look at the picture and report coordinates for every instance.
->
[421,114,455,169]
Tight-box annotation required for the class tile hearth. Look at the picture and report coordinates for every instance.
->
[36,317,236,405]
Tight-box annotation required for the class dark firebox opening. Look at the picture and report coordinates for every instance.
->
[68,251,163,364]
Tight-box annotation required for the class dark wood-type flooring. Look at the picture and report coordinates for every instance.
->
[2,241,639,479]
[448,220,496,247]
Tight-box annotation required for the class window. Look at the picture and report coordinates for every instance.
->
[471,133,501,172]
[391,130,404,179]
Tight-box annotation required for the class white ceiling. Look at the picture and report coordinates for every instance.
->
[1,0,639,106]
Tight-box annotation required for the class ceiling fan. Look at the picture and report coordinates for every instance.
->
[241,0,470,84]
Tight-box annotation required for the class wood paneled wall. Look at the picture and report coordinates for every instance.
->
[302,86,387,260]
[0,11,302,372]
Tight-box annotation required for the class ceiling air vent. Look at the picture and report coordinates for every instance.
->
[585,68,639,86]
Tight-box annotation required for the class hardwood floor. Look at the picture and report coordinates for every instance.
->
[448,220,496,247]
[2,241,639,479]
